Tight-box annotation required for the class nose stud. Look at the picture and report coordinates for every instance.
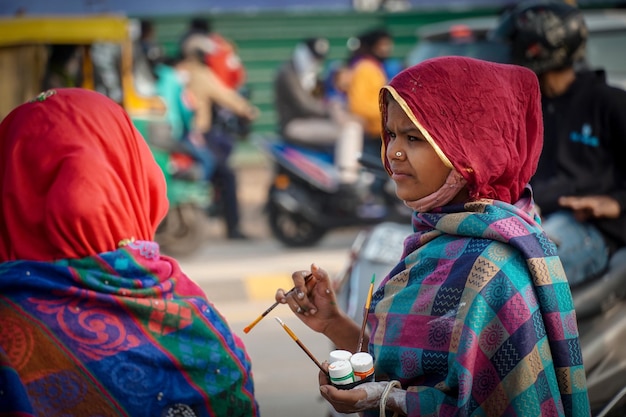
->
[395,151,402,157]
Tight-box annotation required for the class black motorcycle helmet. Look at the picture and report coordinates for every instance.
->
[491,0,588,74]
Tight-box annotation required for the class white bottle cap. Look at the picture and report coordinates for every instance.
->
[350,352,374,381]
[329,349,352,364]
[328,359,355,386]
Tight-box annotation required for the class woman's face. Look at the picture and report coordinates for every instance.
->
[373,37,393,61]
[384,98,452,202]
[333,67,353,93]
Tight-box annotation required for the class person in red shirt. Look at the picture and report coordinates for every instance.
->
[179,18,245,91]
[179,18,257,239]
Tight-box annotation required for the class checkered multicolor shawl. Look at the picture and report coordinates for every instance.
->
[0,241,258,417]
[368,193,590,416]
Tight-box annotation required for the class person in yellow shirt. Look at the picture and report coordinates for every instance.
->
[345,27,394,211]
[346,28,394,157]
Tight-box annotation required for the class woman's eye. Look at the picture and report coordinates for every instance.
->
[386,130,396,139]
[408,135,423,142]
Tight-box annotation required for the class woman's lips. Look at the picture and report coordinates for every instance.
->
[391,171,412,181]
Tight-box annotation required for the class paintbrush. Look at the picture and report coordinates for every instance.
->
[356,274,376,353]
[243,273,313,334]
[275,316,327,375]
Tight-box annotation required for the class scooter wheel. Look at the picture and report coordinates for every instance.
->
[268,200,326,247]
[156,203,205,256]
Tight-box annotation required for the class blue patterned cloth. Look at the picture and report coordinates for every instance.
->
[0,241,258,417]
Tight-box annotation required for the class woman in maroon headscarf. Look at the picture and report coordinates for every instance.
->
[275,57,590,416]
[0,88,258,416]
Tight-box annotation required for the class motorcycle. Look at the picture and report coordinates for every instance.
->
[333,221,626,417]
[143,119,211,257]
[258,136,411,247]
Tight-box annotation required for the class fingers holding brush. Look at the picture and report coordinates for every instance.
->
[275,270,312,305]
[275,264,342,333]
[248,265,337,334]
[276,270,315,315]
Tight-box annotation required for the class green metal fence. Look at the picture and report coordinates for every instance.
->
[142,8,499,137]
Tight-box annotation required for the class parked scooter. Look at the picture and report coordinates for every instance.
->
[332,221,626,416]
[258,136,411,247]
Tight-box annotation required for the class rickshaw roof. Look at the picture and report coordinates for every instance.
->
[0,15,130,47]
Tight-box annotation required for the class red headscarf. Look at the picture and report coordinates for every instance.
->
[379,56,543,204]
[0,88,168,262]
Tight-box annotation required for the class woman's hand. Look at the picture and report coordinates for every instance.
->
[274,264,342,335]
[318,364,367,414]
[559,195,621,221]
[318,364,407,415]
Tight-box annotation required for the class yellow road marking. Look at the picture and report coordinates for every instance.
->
[244,274,293,301]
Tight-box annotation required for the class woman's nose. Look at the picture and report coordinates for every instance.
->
[387,142,403,160]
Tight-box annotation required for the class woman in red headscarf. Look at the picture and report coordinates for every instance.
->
[274,57,590,416]
[0,88,258,416]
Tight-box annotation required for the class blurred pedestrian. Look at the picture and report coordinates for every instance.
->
[154,54,216,182]
[346,27,394,157]
[179,17,246,91]
[344,27,396,209]
[179,34,258,239]
[274,37,364,185]
[138,19,164,74]
[91,41,123,102]
[42,45,83,90]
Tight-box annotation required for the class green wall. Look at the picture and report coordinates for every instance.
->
[142,8,499,137]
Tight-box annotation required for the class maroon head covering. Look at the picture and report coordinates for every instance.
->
[379,56,543,204]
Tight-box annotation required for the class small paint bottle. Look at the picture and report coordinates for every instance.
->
[350,352,375,382]
[329,349,352,364]
[328,359,355,387]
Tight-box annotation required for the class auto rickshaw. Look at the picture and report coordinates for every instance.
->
[0,14,166,118]
[0,14,210,255]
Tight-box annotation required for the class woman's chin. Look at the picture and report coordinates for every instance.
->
[393,184,418,201]
[395,191,418,202]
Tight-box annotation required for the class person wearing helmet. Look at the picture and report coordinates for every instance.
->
[179,34,257,128]
[179,17,247,91]
[274,37,365,185]
[494,0,626,286]
[177,32,259,240]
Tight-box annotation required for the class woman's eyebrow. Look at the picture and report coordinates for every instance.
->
[384,122,421,135]
[397,124,423,136]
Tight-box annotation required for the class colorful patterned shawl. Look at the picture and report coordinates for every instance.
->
[368,192,590,416]
[0,241,258,416]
